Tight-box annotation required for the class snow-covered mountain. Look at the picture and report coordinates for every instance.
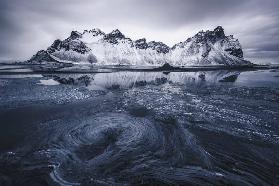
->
[28,26,250,66]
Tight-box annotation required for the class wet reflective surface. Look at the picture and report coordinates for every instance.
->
[0,68,279,185]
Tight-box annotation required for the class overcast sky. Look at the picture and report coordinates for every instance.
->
[0,0,279,63]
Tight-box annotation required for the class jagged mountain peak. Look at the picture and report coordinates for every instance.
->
[110,29,122,34]
[103,29,126,44]
[194,26,224,36]
[168,26,247,65]
[173,26,236,49]
[213,26,225,37]
[107,29,125,38]
[29,26,250,66]
[83,28,105,36]
[69,31,82,40]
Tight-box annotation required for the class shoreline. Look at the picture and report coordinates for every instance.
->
[0,64,278,75]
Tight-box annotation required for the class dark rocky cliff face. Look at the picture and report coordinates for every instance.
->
[104,29,126,44]
[147,41,170,54]
[225,48,243,58]
[134,39,149,49]
[46,37,91,55]
[46,39,62,53]
[134,39,170,54]
[69,31,83,40]
[29,50,58,63]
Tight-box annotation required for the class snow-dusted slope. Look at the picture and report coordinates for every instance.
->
[29,26,250,66]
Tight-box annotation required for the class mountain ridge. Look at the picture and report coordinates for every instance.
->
[28,26,251,66]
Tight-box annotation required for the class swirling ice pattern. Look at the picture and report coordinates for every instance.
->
[47,112,220,185]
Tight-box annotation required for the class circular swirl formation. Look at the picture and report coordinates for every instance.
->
[48,112,216,185]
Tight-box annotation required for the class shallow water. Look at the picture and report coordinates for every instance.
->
[0,68,279,185]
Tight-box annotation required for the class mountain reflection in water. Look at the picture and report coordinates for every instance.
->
[46,71,241,90]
